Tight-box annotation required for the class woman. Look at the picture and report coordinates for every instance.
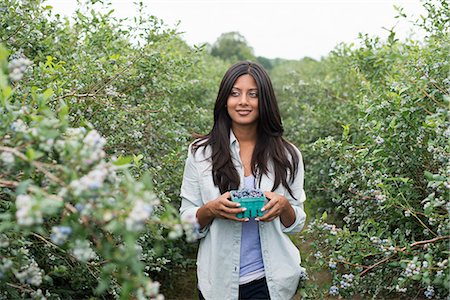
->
[180,61,306,300]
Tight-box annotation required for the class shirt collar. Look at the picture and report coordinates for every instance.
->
[229,129,237,146]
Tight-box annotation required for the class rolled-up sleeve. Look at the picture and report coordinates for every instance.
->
[281,147,307,234]
[180,144,210,239]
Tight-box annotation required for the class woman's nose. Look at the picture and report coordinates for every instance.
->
[238,94,249,105]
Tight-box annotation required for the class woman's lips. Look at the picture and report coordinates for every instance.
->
[236,110,251,116]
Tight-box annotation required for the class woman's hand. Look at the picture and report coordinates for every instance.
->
[257,191,295,227]
[196,192,248,228]
[206,192,249,221]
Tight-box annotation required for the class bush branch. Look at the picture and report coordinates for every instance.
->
[360,235,450,277]
[0,146,65,186]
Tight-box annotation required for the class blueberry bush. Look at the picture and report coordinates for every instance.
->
[0,0,217,298]
[1,0,449,299]
[272,1,449,298]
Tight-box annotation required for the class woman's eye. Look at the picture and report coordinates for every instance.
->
[249,92,258,98]
[230,91,240,96]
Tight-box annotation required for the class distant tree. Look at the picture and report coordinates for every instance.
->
[256,56,273,70]
[210,31,256,62]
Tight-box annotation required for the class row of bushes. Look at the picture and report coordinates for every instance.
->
[0,0,222,298]
[272,0,449,298]
[0,0,448,299]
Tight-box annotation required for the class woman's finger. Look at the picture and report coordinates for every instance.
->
[223,206,246,215]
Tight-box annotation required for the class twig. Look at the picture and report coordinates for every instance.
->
[360,254,395,277]
[0,146,65,186]
[337,259,369,269]
[0,179,19,188]
[397,66,445,108]
[394,181,437,237]
[31,232,66,252]
[84,53,146,121]
[6,282,34,293]
[31,233,97,279]
[401,235,450,251]
[56,92,97,100]
[416,103,434,115]
[87,52,145,97]
[360,235,450,277]
[0,178,76,214]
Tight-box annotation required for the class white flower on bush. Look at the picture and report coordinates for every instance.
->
[342,273,354,282]
[126,199,154,231]
[329,285,339,296]
[50,226,72,245]
[168,224,183,240]
[0,258,12,280]
[65,127,86,138]
[16,194,43,226]
[136,280,164,300]
[328,259,337,269]
[70,163,110,195]
[298,266,308,282]
[370,236,382,244]
[10,119,28,133]
[71,239,97,262]
[339,273,354,289]
[181,213,201,242]
[437,259,448,267]
[404,260,422,277]
[395,284,407,293]
[322,223,339,235]
[0,151,14,165]
[105,85,118,97]
[424,285,435,299]
[131,130,143,140]
[8,56,33,82]
[81,130,106,165]
[144,280,160,297]
[373,190,386,203]
[39,138,54,152]
[374,136,384,145]
[15,259,43,286]
[0,234,9,248]
[30,289,49,300]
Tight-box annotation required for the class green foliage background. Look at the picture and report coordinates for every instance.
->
[0,0,448,299]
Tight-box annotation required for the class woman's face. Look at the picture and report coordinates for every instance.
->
[227,74,259,128]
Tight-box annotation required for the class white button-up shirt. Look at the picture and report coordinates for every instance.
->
[180,130,306,300]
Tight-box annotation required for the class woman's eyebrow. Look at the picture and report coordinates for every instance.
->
[231,87,258,90]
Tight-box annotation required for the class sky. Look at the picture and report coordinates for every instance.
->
[45,0,426,60]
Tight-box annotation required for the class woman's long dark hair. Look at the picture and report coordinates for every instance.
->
[193,61,299,198]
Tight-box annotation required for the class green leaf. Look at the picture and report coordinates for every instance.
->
[411,274,421,280]
[2,86,12,100]
[321,211,328,221]
[112,155,133,166]
[26,148,36,161]
[58,101,69,122]
[386,177,411,183]
[424,171,434,181]
[341,124,350,140]
[133,154,144,166]
[43,88,53,100]
[16,180,33,195]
